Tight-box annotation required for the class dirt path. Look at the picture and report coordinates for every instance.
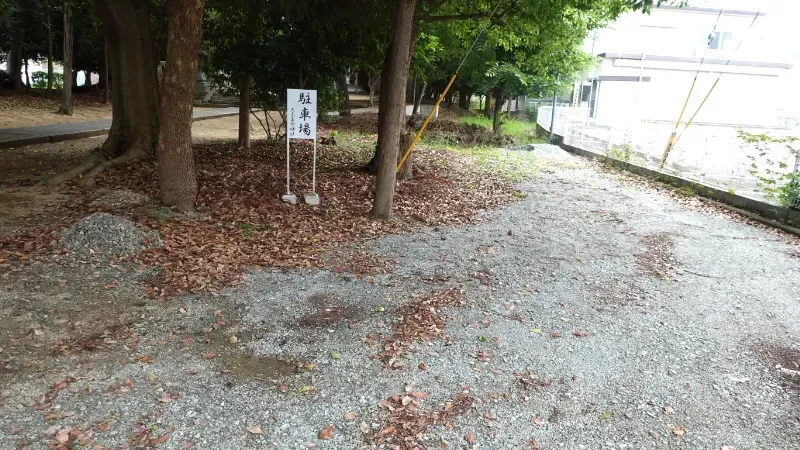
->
[1,148,798,449]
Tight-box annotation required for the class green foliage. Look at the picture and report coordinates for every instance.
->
[739,130,800,207]
[30,71,63,88]
[458,116,542,145]
[606,143,633,162]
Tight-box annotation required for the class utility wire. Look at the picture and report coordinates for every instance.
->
[397,0,505,172]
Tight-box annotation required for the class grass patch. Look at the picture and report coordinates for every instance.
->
[452,145,540,183]
[458,116,544,145]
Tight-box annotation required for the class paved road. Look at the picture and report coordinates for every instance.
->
[0,106,240,149]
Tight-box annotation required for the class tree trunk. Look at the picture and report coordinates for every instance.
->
[102,40,109,103]
[485,90,492,118]
[58,3,74,115]
[397,132,413,181]
[47,20,54,98]
[372,0,418,219]
[46,0,160,186]
[368,73,376,107]
[238,73,251,148]
[156,0,204,211]
[238,0,259,148]
[412,81,425,115]
[492,88,504,134]
[9,29,25,90]
[458,90,471,110]
[337,73,351,116]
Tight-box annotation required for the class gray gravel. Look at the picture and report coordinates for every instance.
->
[1,147,799,449]
[60,211,160,259]
[91,189,152,210]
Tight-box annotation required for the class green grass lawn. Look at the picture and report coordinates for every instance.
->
[457,115,543,145]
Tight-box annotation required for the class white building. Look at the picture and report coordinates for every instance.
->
[578,1,797,127]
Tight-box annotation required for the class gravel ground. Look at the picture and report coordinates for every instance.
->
[60,212,160,260]
[1,145,799,449]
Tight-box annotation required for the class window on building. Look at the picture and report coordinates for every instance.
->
[705,31,734,50]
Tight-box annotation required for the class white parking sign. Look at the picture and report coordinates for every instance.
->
[287,89,317,140]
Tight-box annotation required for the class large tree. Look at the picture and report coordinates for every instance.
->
[157,0,205,211]
[48,0,160,185]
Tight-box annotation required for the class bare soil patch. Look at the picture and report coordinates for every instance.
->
[0,92,112,129]
[297,292,361,328]
[635,232,678,278]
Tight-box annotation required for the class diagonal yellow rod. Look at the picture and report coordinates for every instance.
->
[659,76,697,169]
[396,73,458,172]
[673,77,720,148]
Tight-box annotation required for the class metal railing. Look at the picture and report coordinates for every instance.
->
[538,105,800,208]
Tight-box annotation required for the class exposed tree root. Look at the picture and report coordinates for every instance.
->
[80,150,145,187]
[42,148,146,187]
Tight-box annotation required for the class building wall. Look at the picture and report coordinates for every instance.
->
[588,3,794,127]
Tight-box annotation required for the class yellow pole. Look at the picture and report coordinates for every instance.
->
[659,77,698,169]
[396,73,458,172]
[672,77,720,148]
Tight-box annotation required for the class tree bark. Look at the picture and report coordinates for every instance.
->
[397,132,413,181]
[9,29,25,90]
[46,0,160,186]
[47,20,54,98]
[156,0,205,211]
[492,87,504,134]
[238,73,251,148]
[458,90,471,110]
[337,73,351,116]
[102,40,109,103]
[412,81,425,115]
[372,0,418,219]
[58,3,74,115]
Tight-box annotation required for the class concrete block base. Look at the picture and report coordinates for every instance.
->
[304,193,320,205]
[281,194,297,205]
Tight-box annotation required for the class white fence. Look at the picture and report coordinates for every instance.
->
[537,106,799,206]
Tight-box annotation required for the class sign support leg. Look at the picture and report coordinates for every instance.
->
[304,138,320,205]
[281,135,297,204]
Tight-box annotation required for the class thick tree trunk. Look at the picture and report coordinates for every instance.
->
[47,21,54,98]
[411,81,425,115]
[58,3,74,115]
[102,40,109,103]
[94,0,160,159]
[485,90,492,118]
[337,74,351,116]
[492,88,504,134]
[238,73,251,148]
[46,0,160,186]
[372,0,418,219]
[156,0,204,211]
[9,30,25,90]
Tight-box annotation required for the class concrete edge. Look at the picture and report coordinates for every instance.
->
[0,111,242,150]
[536,124,800,236]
